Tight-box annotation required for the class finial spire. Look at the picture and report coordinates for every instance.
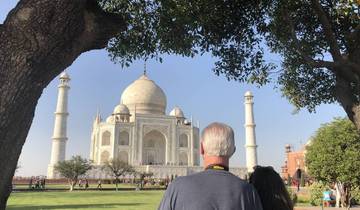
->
[95,107,101,122]
[143,60,147,75]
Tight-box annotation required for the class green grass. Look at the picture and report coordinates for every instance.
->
[7,190,164,210]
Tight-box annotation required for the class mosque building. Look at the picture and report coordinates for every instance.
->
[48,71,258,179]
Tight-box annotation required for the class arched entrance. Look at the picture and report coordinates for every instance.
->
[119,151,128,164]
[143,130,166,165]
[179,152,188,166]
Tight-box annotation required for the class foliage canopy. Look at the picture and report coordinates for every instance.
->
[54,156,92,191]
[306,118,360,185]
[306,118,360,206]
[98,0,360,117]
[102,158,134,190]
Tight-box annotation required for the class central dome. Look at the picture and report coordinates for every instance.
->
[121,74,167,115]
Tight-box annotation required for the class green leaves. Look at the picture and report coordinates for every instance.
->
[54,156,93,180]
[279,63,336,112]
[97,0,360,114]
[306,118,360,186]
[97,0,272,85]
[102,158,134,178]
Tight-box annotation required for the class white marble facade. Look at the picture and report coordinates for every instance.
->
[89,74,201,173]
[48,72,251,179]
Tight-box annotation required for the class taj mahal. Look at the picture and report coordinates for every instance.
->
[47,71,258,179]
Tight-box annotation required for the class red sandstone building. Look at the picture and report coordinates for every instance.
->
[281,144,306,180]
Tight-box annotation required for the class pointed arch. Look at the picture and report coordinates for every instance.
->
[100,151,110,163]
[102,131,111,146]
[179,134,188,148]
[119,131,129,145]
[179,152,188,166]
[143,130,166,165]
[119,151,129,164]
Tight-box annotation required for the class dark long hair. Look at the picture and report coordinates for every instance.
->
[249,166,293,210]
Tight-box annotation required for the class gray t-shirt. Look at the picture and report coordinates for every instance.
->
[158,169,263,210]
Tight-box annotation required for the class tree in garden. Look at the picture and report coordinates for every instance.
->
[0,1,265,205]
[102,158,134,191]
[264,0,360,130]
[54,156,92,191]
[306,118,360,208]
[1,0,359,208]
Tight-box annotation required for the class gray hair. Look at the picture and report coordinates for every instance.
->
[201,122,236,157]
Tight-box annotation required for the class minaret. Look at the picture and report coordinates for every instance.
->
[47,72,70,178]
[244,91,258,173]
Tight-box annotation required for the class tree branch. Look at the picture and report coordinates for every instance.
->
[311,0,343,61]
[0,0,126,206]
[284,8,360,82]
[284,10,336,70]
[350,24,360,40]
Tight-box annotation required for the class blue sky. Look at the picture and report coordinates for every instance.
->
[1,2,346,176]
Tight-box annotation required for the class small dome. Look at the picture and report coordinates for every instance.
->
[121,74,167,115]
[113,104,130,115]
[106,116,114,123]
[169,106,185,118]
[244,91,253,97]
[59,71,70,80]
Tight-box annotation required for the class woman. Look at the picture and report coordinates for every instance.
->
[249,166,294,210]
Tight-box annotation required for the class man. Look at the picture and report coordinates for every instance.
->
[158,122,263,210]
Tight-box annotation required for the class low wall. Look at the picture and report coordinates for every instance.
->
[87,165,248,179]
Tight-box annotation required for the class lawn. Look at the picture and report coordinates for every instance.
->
[7,190,165,210]
[6,188,314,210]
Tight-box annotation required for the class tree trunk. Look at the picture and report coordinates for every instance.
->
[335,182,341,208]
[69,179,76,192]
[335,73,360,131]
[0,0,124,208]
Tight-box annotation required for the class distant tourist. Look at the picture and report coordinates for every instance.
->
[295,168,302,192]
[28,177,33,189]
[85,179,89,190]
[158,122,263,210]
[34,177,40,189]
[322,188,334,207]
[40,177,46,190]
[249,166,293,210]
[164,176,170,189]
[97,179,102,190]
[78,179,83,188]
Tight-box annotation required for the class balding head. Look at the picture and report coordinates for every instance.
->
[201,122,236,158]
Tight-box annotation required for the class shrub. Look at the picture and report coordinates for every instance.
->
[351,187,360,205]
[309,182,327,206]
[288,188,298,205]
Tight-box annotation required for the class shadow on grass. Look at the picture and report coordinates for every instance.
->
[7,202,143,209]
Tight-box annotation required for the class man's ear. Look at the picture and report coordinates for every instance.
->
[200,141,204,155]
[229,146,236,157]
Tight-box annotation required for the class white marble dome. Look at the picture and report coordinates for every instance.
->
[245,91,253,97]
[169,106,185,118]
[106,115,114,123]
[121,74,167,115]
[59,71,70,79]
[113,103,130,115]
